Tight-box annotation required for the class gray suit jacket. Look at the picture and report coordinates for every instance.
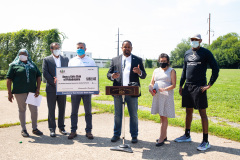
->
[42,55,69,92]
[107,54,146,97]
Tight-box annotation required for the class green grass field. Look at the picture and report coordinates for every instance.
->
[95,68,240,123]
[1,68,239,141]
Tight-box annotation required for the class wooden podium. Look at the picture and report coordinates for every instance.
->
[106,86,139,153]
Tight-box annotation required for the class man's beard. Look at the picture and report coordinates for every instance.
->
[123,51,131,56]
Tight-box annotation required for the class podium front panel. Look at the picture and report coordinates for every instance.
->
[105,86,139,96]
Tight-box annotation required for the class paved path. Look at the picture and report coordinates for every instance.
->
[0,91,97,125]
[0,114,240,160]
[0,91,240,160]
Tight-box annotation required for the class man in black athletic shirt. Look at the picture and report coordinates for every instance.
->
[174,34,219,151]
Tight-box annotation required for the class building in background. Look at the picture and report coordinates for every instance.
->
[62,51,110,68]
[94,58,110,68]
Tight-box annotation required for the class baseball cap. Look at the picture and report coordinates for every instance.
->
[190,34,201,40]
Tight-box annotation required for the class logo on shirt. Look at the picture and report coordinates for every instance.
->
[60,70,65,73]
[188,54,197,61]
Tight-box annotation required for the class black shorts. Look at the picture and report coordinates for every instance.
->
[182,84,208,109]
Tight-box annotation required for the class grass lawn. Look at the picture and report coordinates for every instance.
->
[1,68,239,141]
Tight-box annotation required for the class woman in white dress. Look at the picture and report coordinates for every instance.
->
[149,53,176,146]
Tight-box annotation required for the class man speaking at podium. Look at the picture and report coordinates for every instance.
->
[107,40,146,143]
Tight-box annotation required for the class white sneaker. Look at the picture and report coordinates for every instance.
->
[197,141,211,151]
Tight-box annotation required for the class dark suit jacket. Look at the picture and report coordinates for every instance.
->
[107,54,146,96]
[42,55,69,92]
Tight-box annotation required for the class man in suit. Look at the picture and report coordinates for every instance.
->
[42,42,69,137]
[107,40,147,143]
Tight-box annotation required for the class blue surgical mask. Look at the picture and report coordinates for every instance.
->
[190,41,200,48]
[77,48,85,56]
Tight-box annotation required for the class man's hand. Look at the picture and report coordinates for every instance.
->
[8,93,14,102]
[35,89,40,97]
[179,86,183,96]
[112,72,120,79]
[133,64,141,75]
[201,85,211,93]
[54,77,57,84]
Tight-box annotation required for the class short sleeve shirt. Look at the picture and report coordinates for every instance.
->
[68,55,96,67]
[6,63,41,94]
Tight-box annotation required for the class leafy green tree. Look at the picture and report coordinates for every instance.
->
[0,29,66,72]
[170,39,191,68]
[209,32,240,68]
[145,59,153,68]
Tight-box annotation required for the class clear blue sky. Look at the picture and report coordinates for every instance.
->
[1,0,240,59]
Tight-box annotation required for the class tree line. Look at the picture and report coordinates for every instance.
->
[0,29,65,78]
[170,32,240,69]
[0,30,239,78]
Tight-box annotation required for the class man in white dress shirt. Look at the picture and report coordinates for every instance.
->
[107,40,147,143]
[43,42,69,137]
[68,42,96,140]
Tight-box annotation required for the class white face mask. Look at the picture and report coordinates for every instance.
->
[53,49,61,56]
[19,55,28,61]
[190,41,200,48]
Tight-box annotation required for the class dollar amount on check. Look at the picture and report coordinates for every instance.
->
[56,66,99,95]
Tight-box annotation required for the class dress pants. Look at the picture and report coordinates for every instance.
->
[70,94,92,133]
[14,93,38,130]
[46,92,66,131]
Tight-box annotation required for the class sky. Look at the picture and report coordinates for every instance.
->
[1,0,240,59]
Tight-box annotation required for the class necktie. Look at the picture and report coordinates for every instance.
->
[123,59,126,70]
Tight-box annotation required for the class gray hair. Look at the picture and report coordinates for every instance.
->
[50,42,60,49]
[76,42,86,49]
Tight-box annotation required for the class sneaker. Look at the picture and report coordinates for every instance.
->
[174,135,192,142]
[197,141,211,151]
[32,128,43,135]
[21,130,29,137]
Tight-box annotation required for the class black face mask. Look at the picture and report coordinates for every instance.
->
[159,62,168,68]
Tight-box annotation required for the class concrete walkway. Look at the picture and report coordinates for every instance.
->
[0,91,97,125]
[0,91,240,160]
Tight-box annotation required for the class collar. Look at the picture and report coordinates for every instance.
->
[122,54,132,60]
[52,54,60,60]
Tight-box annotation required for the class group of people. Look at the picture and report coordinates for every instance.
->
[6,33,219,151]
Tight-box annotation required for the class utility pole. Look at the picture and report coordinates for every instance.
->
[207,13,214,45]
[116,28,123,56]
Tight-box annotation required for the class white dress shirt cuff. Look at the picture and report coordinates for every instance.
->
[138,70,142,77]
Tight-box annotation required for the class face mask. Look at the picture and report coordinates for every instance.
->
[190,41,199,48]
[159,62,168,68]
[53,49,61,56]
[77,48,85,56]
[19,55,28,61]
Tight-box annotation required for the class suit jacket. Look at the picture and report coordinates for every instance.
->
[107,54,146,96]
[42,55,69,92]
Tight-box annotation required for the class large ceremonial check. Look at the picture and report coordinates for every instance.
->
[56,66,99,95]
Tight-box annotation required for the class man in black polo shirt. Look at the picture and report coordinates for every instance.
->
[174,34,219,151]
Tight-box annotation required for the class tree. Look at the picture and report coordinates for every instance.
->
[209,32,240,68]
[145,59,153,68]
[0,29,66,72]
[170,39,191,68]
